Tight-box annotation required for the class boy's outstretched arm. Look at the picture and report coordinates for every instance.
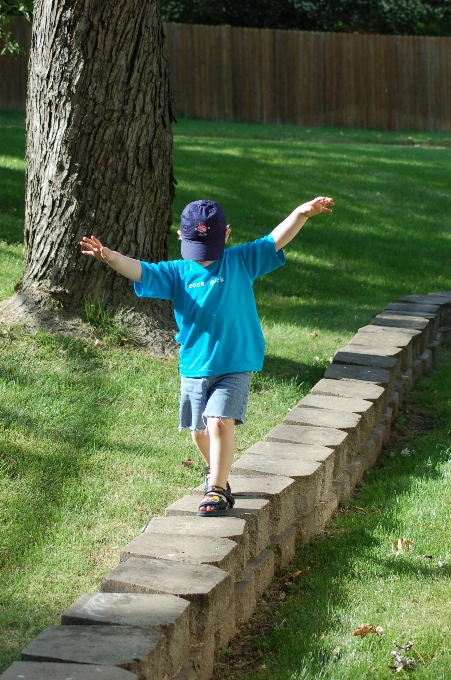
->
[80,235,142,282]
[271,196,334,251]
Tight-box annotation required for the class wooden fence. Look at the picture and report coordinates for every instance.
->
[165,23,451,132]
[1,18,451,131]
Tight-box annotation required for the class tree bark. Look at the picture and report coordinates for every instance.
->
[0,0,177,355]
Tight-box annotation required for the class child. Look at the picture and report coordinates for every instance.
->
[80,196,334,516]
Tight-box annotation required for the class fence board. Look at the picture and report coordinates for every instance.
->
[2,19,451,132]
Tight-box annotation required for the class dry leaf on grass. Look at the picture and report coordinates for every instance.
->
[181,458,193,467]
[332,646,341,655]
[352,506,366,513]
[353,624,384,637]
[391,538,414,553]
[280,567,309,583]
[390,651,416,672]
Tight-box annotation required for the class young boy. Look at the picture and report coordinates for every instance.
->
[80,196,334,516]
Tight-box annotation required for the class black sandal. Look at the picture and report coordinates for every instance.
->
[197,484,235,517]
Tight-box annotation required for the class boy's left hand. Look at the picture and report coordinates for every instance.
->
[299,196,334,217]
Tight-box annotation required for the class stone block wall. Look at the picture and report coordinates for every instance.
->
[3,291,451,680]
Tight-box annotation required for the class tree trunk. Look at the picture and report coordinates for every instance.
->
[0,0,177,355]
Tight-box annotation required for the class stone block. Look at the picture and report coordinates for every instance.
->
[119,533,241,582]
[385,301,439,316]
[348,330,412,370]
[185,636,215,680]
[394,380,405,404]
[270,525,296,572]
[314,490,339,530]
[20,626,163,680]
[332,472,351,504]
[402,367,413,394]
[333,346,401,380]
[371,424,386,458]
[236,440,332,502]
[345,455,365,487]
[230,452,324,516]
[234,571,256,625]
[0,663,138,680]
[283,405,364,450]
[194,474,296,537]
[142,516,249,575]
[293,508,318,544]
[214,597,236,651]
[352,324,422,359]
[61,592,189,680]
[263,425,348,481]
[172,664,198,680]
[387,391,400,416]
[359,439,378,470]
[311,378,386,418]
[324,363,393,394]
[165,495,270,561]
[411,358,422,383]
[246,549,275,599]
[380,407,393,443]
[298,392,377,437]
[428,340,440,367]
[371,312,430,332]
[100,558,231,644]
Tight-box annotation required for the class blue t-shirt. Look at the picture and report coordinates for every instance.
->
[134,235,285,377]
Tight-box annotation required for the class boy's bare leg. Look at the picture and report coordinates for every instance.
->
[191,430,210,466]
[198,417,235,513]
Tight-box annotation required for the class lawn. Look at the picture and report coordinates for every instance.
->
[0,112,450,671]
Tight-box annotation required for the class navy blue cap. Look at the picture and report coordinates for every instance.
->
[180,200,227,261]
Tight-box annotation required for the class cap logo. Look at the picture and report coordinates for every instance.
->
[197,221,208,236]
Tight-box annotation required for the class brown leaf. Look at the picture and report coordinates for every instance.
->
[311,331,319,337]
[353,623,383,637]
[391,538,414,553]
[181,458,193,467]
[352,506,366,513]
[280,567,309,583]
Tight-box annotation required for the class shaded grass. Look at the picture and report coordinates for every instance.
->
[0,112,450,670]
[217,347,451,680]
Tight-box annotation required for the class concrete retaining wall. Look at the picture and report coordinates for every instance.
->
[3,291,451,680]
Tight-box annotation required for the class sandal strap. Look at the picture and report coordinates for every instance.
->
[204,484,235,508]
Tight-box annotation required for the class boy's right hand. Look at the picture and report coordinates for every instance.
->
[80,236,112,263]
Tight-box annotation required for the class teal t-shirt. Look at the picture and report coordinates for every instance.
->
[134,235,285,377]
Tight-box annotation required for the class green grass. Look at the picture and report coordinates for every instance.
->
[218,347,451,680]
[0,112,451,671]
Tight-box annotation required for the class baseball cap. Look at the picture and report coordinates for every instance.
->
[180,200,227,261]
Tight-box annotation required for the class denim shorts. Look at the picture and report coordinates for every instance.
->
[179,372,252,431]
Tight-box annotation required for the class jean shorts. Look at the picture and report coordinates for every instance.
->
[179,372,252,431]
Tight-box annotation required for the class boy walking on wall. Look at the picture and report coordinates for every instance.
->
[80,196,334,517]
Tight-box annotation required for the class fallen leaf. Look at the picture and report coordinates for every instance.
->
[311,331,319,337]
[354,624,383,637]
[374,508,381,514]
[391,538,414,553]
[332,646,341,655]
[320,631,328,640]
[181,458,193,467]
[390,651,416,672]
[393,641,414,651]
[422,554,433,559]
[280,567,310,583]
[352,506,366,513]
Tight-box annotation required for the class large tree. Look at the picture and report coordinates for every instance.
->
[0,0,177,354]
